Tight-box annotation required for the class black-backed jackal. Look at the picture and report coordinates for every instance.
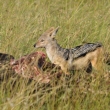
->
[34,27,104,75]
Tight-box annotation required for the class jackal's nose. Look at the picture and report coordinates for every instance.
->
[33,44,36,48]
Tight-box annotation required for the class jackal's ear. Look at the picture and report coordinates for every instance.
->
[46,27,55,33]
[49,27,59,38]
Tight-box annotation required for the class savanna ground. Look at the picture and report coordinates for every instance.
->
[0,0,110,110]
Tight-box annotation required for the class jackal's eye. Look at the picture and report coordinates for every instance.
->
[40,39,44,42]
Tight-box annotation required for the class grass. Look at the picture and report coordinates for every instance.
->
[0,0,110,110]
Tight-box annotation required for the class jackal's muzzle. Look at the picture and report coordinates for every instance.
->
[33,43,36,48]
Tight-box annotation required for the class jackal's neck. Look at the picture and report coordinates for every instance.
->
[45,39,62,52]
[45,39,69,62]
[46,39,59,49]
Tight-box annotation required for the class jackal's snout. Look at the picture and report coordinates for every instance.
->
[33,42,40,48]
[33,43,37,48]
[33,40,46,48]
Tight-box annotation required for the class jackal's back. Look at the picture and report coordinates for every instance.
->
[71,42,102,59]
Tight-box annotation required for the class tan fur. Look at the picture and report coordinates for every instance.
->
[70,47,103,71]
[34,27,104,74]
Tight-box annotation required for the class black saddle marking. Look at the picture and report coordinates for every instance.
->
[71,43,102,59]
[63,49,70,60]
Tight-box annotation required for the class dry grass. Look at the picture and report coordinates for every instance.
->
[0,0,110,110]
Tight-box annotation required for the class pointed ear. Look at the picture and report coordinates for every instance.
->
[49,26,59,38]
[46,27,55,33]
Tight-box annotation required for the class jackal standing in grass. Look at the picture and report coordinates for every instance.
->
[34,27,104,75]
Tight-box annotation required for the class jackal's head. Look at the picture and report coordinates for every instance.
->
[34,27,59,48]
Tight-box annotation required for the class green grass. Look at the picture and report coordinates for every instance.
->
[0,0,110,110]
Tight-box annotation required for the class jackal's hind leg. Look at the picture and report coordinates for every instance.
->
[91,57,103,72]
[86,63,92,73]
[91,57,98,70]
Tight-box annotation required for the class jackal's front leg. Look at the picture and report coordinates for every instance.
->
[60,65,70,75]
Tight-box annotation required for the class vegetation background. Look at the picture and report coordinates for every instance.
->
[0,0,110,110]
